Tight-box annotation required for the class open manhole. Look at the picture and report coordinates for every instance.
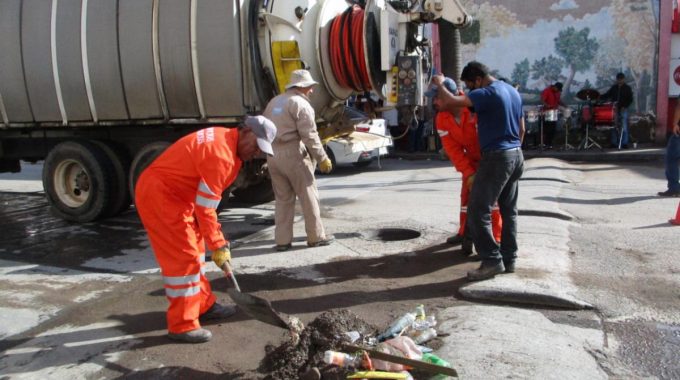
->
[364,228,421,241]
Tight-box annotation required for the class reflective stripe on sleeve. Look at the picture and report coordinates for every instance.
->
[165,285,201,298]
[196,194,220,209]
[437,130,449,137]
[163,272,200,286]
[198,180,217,196]
[460,206,467,213]
[200,254,206,275]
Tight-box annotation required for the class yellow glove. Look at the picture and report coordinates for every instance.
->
[466,174,476,189]
[319,158,333,174]
[212,246,231,268]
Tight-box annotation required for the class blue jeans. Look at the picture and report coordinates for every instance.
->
[611,108,629,146]
[467,148,524,264]
[666,134,680,192]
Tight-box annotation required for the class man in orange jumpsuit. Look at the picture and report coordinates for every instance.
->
[135,116,276,343]
[429,77,502,255]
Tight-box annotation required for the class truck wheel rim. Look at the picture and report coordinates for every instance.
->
[54,159,90,208]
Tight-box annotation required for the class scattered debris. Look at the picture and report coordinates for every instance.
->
[258,309,379,380]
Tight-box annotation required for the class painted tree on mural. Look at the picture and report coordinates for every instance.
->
[593,36,627,89]
[531,56,564,88]
[511,59,530,90]
[609,0,658,111]
[554,27,599,100]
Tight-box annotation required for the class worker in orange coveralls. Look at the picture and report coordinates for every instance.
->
[135,116,276,343]
[428,77,502,255]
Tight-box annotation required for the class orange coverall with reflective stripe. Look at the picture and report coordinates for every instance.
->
[135,127,242,334]
[436,109,502,242]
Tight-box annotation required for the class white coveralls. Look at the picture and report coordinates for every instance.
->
[263,90,329,246]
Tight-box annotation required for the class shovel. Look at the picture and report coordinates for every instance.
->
[221,262,291,329]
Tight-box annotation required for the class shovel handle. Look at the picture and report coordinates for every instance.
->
[221,262,241,292]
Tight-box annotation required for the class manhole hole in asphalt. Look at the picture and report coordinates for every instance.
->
[364,228,421,241]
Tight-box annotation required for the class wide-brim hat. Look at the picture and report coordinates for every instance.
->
[244,115,277,156]
[425,77,458,97]
[285,69,318,89]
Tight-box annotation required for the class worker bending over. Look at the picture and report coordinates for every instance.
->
[136,116,276,343]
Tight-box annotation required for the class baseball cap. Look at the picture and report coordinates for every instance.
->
[244,115,277,156]
[425,77,458,97]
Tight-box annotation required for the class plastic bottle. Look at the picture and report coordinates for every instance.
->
[412,328,437,344]
[422,352,453,380]
[421,352,451,368]
[414,304,426,320]
[377,312,416,341]
[323,350,362,368]
[412,315,437,331]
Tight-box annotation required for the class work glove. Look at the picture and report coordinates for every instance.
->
[319,158,333,174]
[212,246,231,270]
[466,174,476,189]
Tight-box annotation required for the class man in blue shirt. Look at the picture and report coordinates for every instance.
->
[433,61,524,281]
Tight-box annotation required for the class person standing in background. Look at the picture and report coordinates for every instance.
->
[263,69,334,252]
[540,82,564,149]
[658,99,680,197]
[600,72,633,149]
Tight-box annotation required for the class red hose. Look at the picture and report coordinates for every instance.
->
[329,5,372,92]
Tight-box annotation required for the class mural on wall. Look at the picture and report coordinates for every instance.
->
[458,0,659,114]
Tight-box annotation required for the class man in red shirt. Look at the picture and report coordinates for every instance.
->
[540,82,564,149]
[429,78,502,255]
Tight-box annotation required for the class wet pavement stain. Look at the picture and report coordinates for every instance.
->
[0,193,272,272]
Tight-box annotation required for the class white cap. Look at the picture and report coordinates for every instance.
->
[244,115,276,156]
[285,69,318,89]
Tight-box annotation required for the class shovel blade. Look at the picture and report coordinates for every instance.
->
[227,288,290,329]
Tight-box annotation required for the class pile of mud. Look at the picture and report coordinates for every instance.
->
[258,309,379,380]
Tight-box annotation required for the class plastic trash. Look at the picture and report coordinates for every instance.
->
[377,312,416,341]
[323,350,362,368]
[344,330,361,343]
[412,328,437,344]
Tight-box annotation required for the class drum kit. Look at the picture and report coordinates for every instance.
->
[523,105,574,151]
[574,88,619,150]
[522,87,619,152]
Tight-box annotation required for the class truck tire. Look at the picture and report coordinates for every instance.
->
[231,177,274,204]
[43,141,114,222]
[93,141,132,217]
[129,142,170,201]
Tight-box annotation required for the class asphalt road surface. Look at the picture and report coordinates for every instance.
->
[0,157,678,379]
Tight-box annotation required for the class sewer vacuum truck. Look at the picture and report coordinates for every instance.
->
[0,0,470,222]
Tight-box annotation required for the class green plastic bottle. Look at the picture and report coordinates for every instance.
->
[421,353,452,380]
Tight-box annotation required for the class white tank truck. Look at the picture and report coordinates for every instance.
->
[0,0,470,222]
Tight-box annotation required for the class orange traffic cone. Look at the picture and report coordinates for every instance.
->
[671,201,680,226]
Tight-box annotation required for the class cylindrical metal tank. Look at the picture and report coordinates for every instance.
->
[0,0,247,127]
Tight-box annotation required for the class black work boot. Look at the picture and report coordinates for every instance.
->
[467,261,505,281]
[446,234,465,245]
[461,237,474,256]
[503,260,516,273]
